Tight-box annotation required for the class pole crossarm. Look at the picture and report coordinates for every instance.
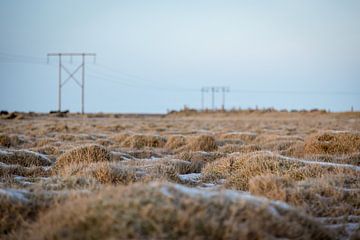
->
[47,53,96,56]
[47,52,96,114]
[201,86,230,111]
[61,64,83,87]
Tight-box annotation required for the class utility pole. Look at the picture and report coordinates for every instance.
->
[47,53,96,114]
[201,87,209,111]
[201,86,230,111]
[221,86,230,110]
[211,87,216,110]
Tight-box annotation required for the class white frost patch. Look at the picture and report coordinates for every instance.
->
[277,153,360,171]
[156,182,294,219]
[178,173,201,183]
[111,151,134,161]
[325,223,360,238]
[0,188,29,203]
[225,131,257,136]
[0,149,52,166]
[0,149,9,155]
[235,151,360,171]
[324,130,360,134]
[317,215,360,224]
[21,150,50,161]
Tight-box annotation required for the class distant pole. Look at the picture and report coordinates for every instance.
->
[201,87,204,111]
[58,54,62,112]
[81,54,85,114]
[221,87,230,110]
[211,87,215,110]
[222,87,225,110]
[48,53,96,114]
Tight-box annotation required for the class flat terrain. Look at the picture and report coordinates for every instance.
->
[0,111,359,239]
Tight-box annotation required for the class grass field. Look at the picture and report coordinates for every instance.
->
[0,110,359,239]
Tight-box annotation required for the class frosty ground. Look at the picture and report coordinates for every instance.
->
[0,110,359,239]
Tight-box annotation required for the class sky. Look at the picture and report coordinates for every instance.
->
[0,0,359,113]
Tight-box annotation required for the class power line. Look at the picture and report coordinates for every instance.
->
[230,89,360,95]
[1,51,360,98]
[92,63,198,92]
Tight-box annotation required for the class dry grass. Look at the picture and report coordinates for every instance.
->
[0,189,61,235]
[53,144,111,173]
[15,182,333,240]
[305,152,360,165]
[57,162,139,185]
[0,150,52,167]
[0,112,359,239]
[185,135,218,151]
[218,132,257,143]
[121,134,167,149]
[164,135,187,150]
[249,174,360,217]
[218,144,261,153]
[110,133,130,143]
[202,151,359,190]
[0,135,12,147]
[304,131,360,155]
[0,164,50,178]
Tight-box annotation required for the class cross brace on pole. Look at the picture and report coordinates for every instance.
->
[47,53,96,114]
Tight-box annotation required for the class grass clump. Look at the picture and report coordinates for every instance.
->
[218,144,261,154]
[16,182,333,240]
[202,151,359,190]
[0,135,13,147]
[185,135,218,152]
[219,132,257,143]
[53,144,111,173]
[58,162,139,185]
[0,150,52,167]
[164,135,187,150]
[0,164,50,178]
[249,174,360,218]
[0,189,56,236]
[122,135,167,149]
[304,131,360,155]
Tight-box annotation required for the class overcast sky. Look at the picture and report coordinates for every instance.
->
[0,0,359,113]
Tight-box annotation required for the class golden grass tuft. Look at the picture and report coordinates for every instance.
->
[0,135,20,148]
[218,144,261,154]
[185,135,218,151]
[219,132,257,143]
[57,162,139,185]
[0,164,50,178]
[16,182,333,240]
[304,131,360,155]
[0,135,12,148]
[164,135,187,150]
[0,150,52,167]
[111,133,130,144]
[53,144,111,172]
[121,134,167,149]
[0,189,57,236]
[249,174,360,217]
[202,151,359,190]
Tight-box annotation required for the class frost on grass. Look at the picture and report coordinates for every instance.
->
[53,144,111,173]
[16,182,333,240]
[0,149,52,167]
[202,151,359,190]
[304,131,360,155]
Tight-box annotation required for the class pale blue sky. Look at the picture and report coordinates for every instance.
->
[0,0,359,113]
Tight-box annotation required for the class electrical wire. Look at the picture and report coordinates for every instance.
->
[1,51,359,95]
